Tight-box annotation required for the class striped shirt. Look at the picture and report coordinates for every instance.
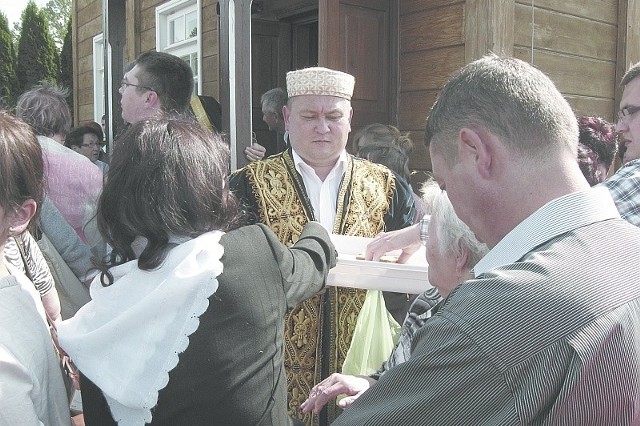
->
[602,158,640,227]
[4,233,55,297]
[371,288,441,380]
[333,188,640,425]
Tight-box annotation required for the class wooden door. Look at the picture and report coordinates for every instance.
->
[320,0,396,146]
[252,19,291,156]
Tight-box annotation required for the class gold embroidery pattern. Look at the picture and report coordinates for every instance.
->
[243,154,397,426]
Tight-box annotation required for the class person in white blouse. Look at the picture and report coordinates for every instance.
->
[0,110,71,426]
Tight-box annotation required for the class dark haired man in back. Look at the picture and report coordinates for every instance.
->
[119,51,194,125]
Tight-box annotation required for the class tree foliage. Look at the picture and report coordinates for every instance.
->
[60,17,73,121]
[0,12,18,108]
[16,1,59,94]
[43,0,71,48]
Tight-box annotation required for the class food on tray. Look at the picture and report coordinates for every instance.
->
[355,253,398,263]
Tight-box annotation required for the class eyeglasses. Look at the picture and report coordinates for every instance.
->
[617,105,640,123]
[120,80,154,92]
[81,142,99,148]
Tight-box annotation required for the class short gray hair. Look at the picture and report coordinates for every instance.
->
[425,54,578,164]
[261,88,288,119]
[421,179,488,269]
[16,82,71,137]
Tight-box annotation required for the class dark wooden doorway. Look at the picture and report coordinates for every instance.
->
[251,8,320,157]
[320,0,396,150]
[251,0,395,156]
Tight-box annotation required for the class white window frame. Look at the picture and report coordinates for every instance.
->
[93,33,105,123]
[156,0,202,94]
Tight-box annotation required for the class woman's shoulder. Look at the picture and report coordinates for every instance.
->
[221,224,271,246]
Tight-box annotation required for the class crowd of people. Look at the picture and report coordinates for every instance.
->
[1,48,639,426]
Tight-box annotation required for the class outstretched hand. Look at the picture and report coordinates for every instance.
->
[364,222,422,264]
[300,373,375,414]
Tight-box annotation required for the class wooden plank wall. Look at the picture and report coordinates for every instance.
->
[74,0,104,123]
[202,2,220,99]
[513,0,619,122]
[398,0,466,177]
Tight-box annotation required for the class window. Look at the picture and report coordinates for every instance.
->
[93,34,105,123]
[156,0,201,94]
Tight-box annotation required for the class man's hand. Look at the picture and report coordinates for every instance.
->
[365,222,422,264]
[244,142,266,162]
[300,373,375,414]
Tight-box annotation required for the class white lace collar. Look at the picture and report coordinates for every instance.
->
[58,231,224,425]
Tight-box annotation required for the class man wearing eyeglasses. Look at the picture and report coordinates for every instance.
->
[119,51,194,125]
[602,61,640,226]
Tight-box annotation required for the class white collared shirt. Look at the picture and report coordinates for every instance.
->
[474,185,620,277]
[291,149,347,232]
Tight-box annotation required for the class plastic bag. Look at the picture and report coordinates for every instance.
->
[341,290,401,376]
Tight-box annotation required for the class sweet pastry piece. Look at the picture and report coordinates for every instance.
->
[355,253,398,263]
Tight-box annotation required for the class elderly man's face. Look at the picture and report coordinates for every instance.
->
[618,77,640,164]
[284,95,352,169]
[262,108,280,132]
[426,216,461,298]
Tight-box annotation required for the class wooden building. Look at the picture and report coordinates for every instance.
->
[72,0,640,180]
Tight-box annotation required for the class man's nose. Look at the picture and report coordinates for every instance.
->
[316,117,330,133]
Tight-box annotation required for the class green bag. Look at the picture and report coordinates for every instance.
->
[341,290,401,376]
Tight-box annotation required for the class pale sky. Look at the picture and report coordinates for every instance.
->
[1,0,49,28]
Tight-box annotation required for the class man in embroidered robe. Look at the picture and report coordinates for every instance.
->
[229,67,415,425]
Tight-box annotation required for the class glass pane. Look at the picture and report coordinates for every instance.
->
[95,44,103,69]
[169,20,176,45]
[170,15,185,44]
[186,11,197,39]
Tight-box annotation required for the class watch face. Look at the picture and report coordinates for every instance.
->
[420,216,430,245]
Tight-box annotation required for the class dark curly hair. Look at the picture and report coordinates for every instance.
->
[577,115,618,172]
[97,115,242,282]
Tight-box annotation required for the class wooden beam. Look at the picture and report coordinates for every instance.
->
[464,0,515,63]
[219,0,253,171]
[103,0,127,149]
[615,0,640,114]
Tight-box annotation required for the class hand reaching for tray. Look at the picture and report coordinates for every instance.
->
[364,222,422,264]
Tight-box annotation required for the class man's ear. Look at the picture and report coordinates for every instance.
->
[10,199,37,235]
[458,127,493,179]
[146,90,161,108]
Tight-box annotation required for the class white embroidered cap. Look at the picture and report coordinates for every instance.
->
[286,67,355,100]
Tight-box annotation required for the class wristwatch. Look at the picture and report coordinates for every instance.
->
[419,215,430,246]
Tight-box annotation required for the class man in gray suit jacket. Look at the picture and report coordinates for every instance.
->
[329,55,640,425]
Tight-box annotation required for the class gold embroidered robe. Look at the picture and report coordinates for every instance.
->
[230,150,415,425]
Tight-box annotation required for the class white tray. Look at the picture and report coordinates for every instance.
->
[327,234,432,294]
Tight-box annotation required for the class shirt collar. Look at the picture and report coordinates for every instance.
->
[291,148,347,180]
[474,186,620,277]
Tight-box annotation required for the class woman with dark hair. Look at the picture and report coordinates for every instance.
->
[58,116,336,425]
[0,111,71,425]
[67,123,109,175]
[576,115,618,185]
